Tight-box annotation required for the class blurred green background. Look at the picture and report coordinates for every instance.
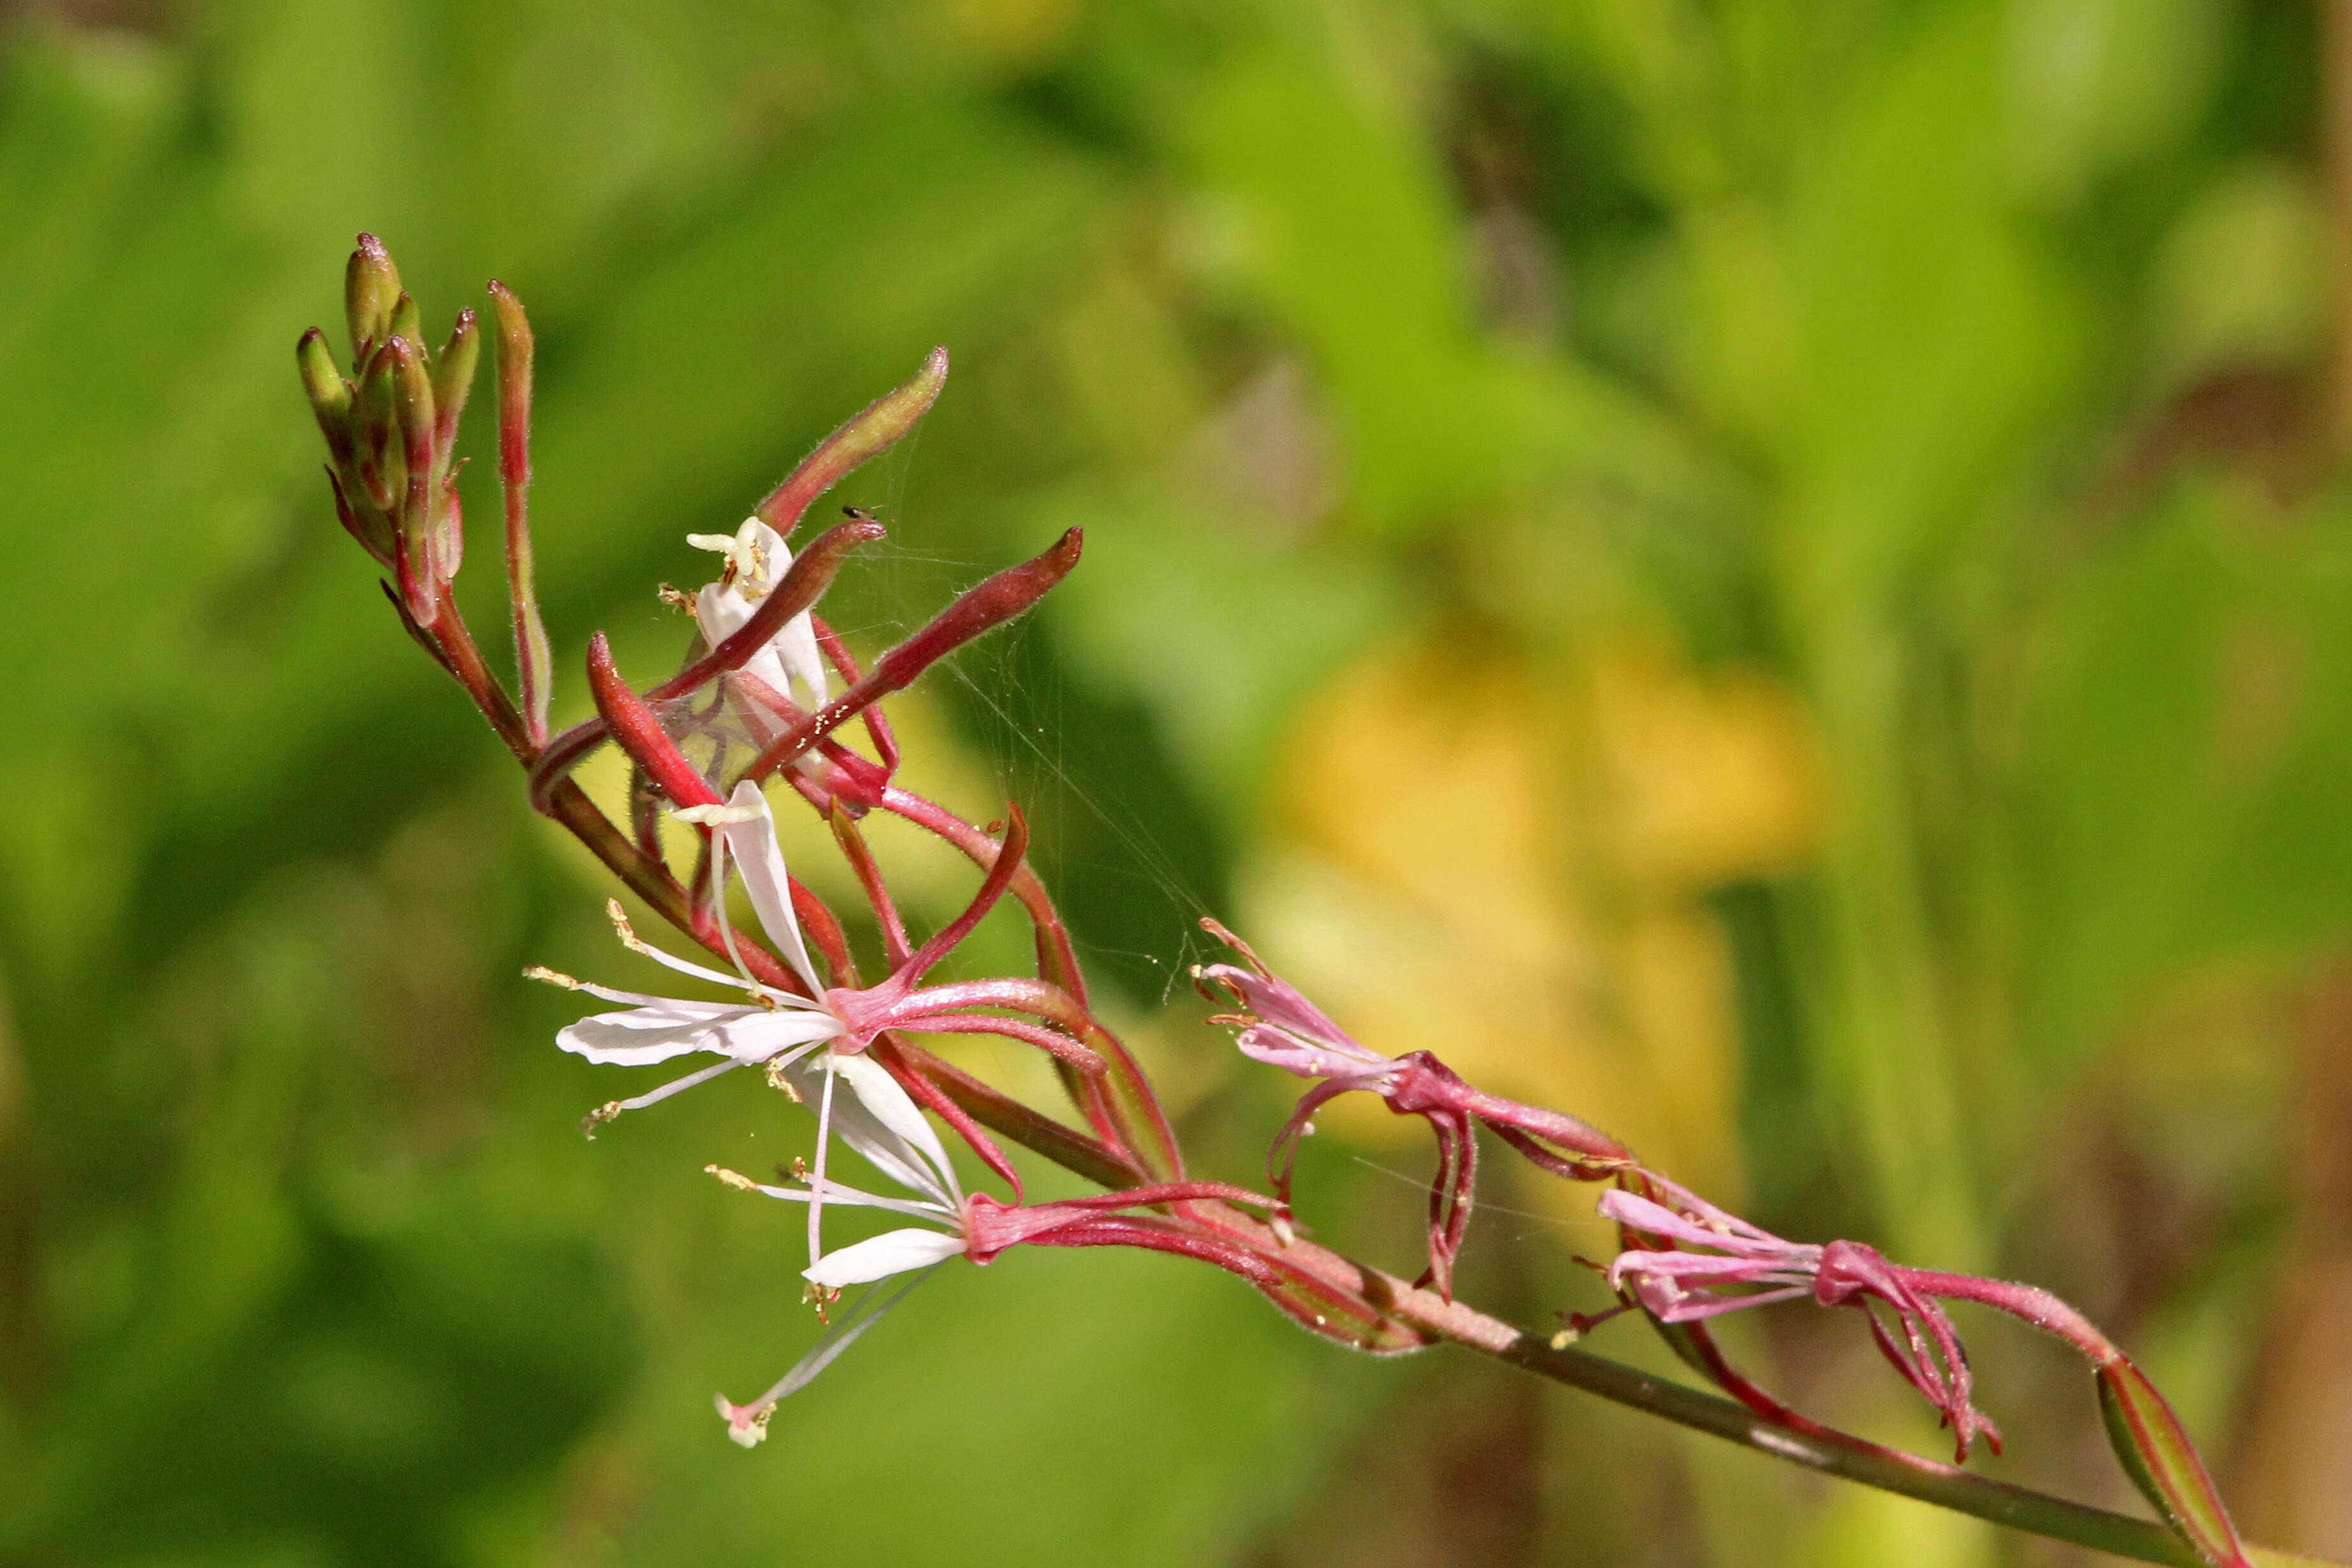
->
[4,0,2349,1563]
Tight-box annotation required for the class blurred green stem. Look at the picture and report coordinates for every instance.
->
[1803,616,1986,1267]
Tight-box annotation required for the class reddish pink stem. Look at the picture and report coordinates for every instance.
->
[739,530,1082,787]
[525,518,884,813]
[487,281,552,747]
[584,632,722,810]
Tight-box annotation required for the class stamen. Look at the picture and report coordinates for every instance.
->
[580,1059,746,1141]
[604,895,764,998]
[718,1268,939,1439]
[673,802,759,826]
[524,965,581,989]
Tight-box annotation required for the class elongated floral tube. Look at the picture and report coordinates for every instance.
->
[526,518,885,813]
[888,1038,1146,1191]
[584,633,721,811]
[894,807,1029,987]
[753,347,948,535]
[742,528,1082,785]
[487,280,552,748]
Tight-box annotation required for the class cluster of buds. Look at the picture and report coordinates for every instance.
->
[298,236,2257,1568]
[298,236,480,631]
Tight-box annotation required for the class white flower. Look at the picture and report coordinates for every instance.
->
[685,518,832,714]
[538,780,961,1288]
[537,780,845,1122]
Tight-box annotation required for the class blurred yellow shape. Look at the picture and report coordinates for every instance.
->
[1241,628,1811,1205]
[938,0,1080,67]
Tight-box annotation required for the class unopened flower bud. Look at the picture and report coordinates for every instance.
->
[296,328,351,437]
[752,346,948,535]
[387,333,436,449]
[388,291,424,358]
[432,307,479,452]
[344,234,403,361]
[2097,1360,2251,1568]
[378,336,445,621]
[351,342,405,513]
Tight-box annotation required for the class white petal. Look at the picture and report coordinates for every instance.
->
[557,1003,838,1068]
[692,523,831,713]
[827,1063,964,1213]
[694,578,754,644]
[803,1227,964,1287]
[715,780,826,996]
[734,518,789,593]
[556,1002,755,1067]
[766,613,831,710]
[775,1054,925,1201]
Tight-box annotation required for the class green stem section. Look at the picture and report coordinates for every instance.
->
[1492,1336,2198,1564]
[1492,1333,2325,1567]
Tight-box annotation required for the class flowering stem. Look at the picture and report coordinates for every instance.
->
[417,586,534,760]
[871,1092,2332,1568]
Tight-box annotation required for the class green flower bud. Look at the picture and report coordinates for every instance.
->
[432,307,480,455]
[352,338,405,514]
[388,292,425,360]
[296,328,352,456]
[344,234,403,363]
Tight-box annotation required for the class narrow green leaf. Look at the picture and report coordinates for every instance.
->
[2098,1358,2252,1568]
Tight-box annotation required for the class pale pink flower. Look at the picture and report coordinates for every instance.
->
[1599,1180,2003,1460]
